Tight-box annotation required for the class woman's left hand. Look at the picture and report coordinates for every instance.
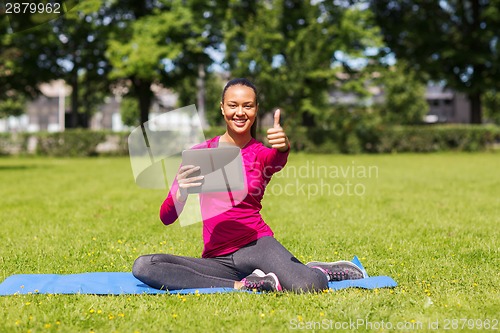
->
[267,109,290,152]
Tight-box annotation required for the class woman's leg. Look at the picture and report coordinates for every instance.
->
[231,236,328,292]
[132,253,245,290]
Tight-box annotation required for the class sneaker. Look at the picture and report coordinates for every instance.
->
[240,269,282,292]
[306,260,365,281]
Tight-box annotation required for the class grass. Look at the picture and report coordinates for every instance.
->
[0,152,499,332]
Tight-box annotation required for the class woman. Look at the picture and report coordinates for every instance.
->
[133,78,364,292]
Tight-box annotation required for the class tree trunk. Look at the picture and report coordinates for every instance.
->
[70,68,79,128]
[469,92,482,124]
[196,64,208,128]
[133,78,152,126]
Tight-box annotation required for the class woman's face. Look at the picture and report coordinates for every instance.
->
[221,85,257,136]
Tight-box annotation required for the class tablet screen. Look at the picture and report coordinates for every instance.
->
[181,146,245,194]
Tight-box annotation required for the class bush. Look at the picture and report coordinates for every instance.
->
[0,124,498,156]
[373,125,500,153]
[0,132,31,155]
[35,130,107,157]
[0,133,10,156]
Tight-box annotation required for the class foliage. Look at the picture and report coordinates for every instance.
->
[0,124,498,156]
[223,0,383,129]
[373,125,500,153]
[483,90,500,125]
[0,91,26,118]
[377,63,429,125]
[174,72,226,127]
[120,97,140,128]
[35,130,107,157]
[370,0,500,123]
[0,0,112,127]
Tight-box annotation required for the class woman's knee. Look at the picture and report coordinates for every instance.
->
[132,255,153,279]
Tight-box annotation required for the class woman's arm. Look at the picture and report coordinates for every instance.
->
[261,109,290,175]
[159,165,203,225]
[266,109,290,153]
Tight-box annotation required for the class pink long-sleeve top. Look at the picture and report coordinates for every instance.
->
[160,135,289,258]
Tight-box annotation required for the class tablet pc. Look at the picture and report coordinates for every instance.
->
[181,146,245,194]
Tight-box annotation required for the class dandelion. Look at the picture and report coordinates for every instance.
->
[15,320,21,326]
[297,315,303,322]
[97,310,102,314]
[260,313,265,318]
[89,309,95,314]
[108,314,115,320]
[118,313,125,318]
[172,314,178,319]
[320,312,324,317]
[44,323,51,329]
[410,320,416,323]
[56,321,61,325]
[25,302,31,306]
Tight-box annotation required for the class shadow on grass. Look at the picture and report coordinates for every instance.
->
[0,165,51,171]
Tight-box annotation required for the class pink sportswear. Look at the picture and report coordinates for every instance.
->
[160,135,289,258]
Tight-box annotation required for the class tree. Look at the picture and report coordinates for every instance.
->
[369,0,500,123]
[174,72,225,127]
[483,89,500,124]
[0,0,112,127]
[106,0,227,127]
[0,13,52,117]
[105,0,187,126]
[379,63,429,124]
[223,0,382,129]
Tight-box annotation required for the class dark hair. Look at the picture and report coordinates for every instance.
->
[221,78,259,138]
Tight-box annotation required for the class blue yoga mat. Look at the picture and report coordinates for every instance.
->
[0,256,397,295]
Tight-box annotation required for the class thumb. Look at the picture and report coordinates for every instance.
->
[273,109,281,128]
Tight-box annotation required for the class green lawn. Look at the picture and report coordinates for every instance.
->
[0,153,498,332]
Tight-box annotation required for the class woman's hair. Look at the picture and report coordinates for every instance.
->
[221,78,258,138]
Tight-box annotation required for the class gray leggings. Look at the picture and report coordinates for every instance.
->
[132,236,328,292]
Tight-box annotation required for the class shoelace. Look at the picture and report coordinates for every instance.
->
[244,280,264,289]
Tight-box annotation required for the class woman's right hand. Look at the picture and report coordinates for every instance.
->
[175,165,204,202]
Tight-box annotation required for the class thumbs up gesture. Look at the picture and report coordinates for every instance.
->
[267,109,290,152]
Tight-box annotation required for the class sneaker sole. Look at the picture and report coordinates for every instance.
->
[306,260,367,278]
[251,269,266,277]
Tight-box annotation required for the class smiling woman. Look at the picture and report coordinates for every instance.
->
[132,78,365,293]
[219,78,259,145]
